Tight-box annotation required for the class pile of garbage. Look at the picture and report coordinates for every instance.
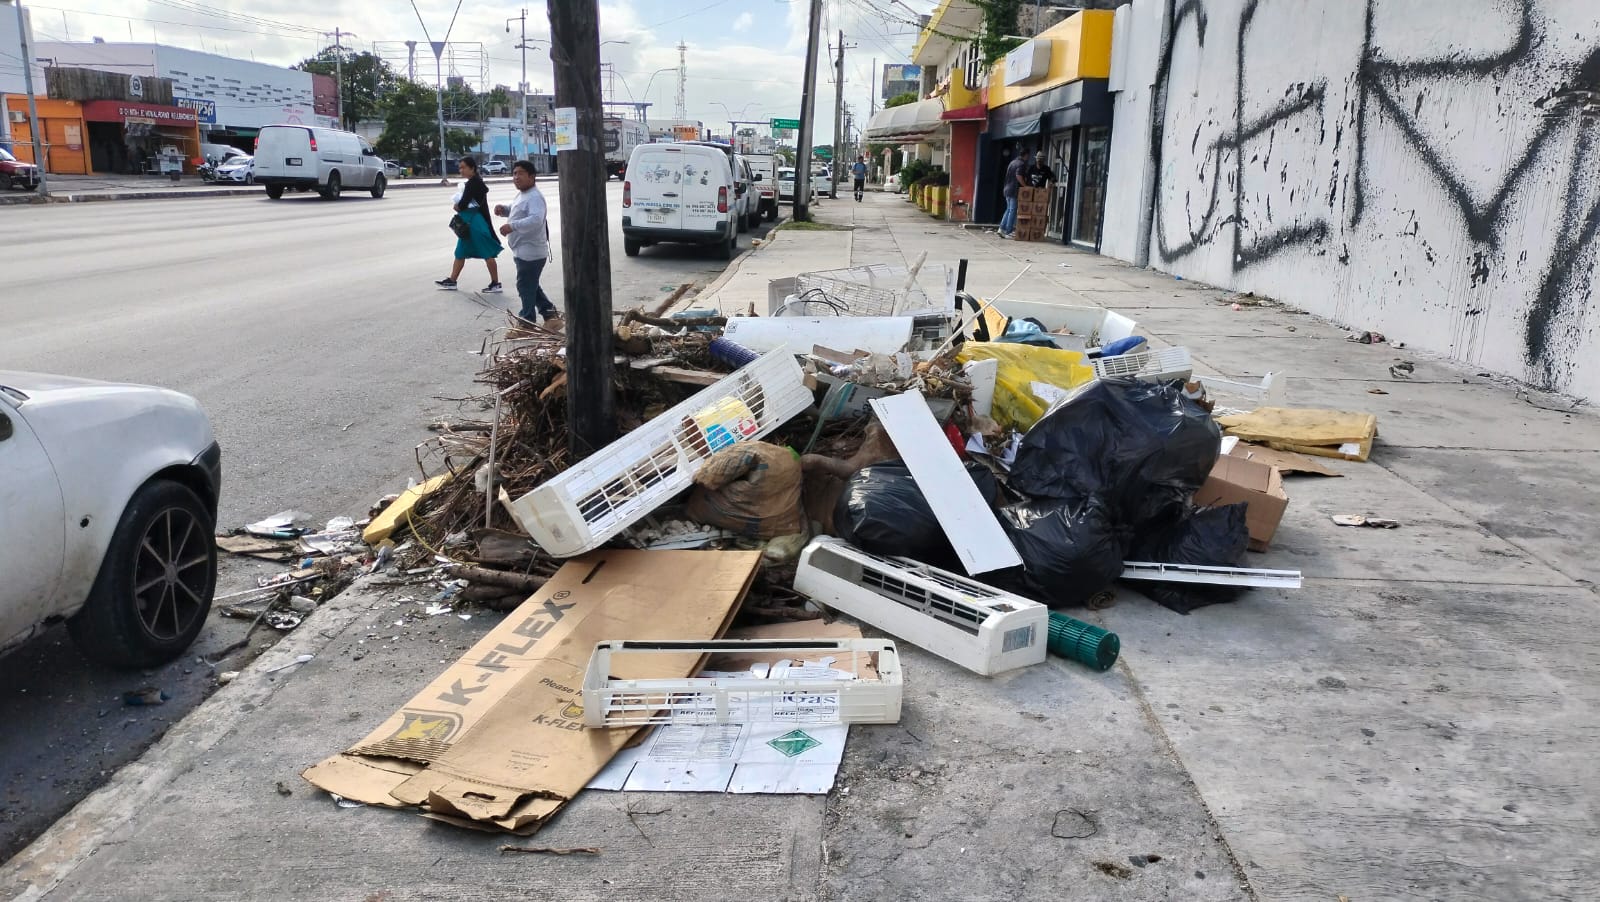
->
[287,259,1381,835]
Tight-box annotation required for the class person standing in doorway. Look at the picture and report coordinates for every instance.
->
[436,156,503,292]
[495,159,562,328]
[851,156,868,201]
[999,147,1032,239]
[1028,154,1055,189]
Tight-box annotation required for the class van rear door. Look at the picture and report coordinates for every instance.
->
[630,146,688,230]
[679,150,730,233]
[255,125,313,177]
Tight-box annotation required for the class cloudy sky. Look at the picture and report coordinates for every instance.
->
[31,0,938,138]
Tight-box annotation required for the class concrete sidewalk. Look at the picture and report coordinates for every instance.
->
[4,193,1596,902]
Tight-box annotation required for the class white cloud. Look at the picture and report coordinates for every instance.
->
[733,12,754,32]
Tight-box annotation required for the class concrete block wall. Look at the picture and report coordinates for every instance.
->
[1101,0,1600,400]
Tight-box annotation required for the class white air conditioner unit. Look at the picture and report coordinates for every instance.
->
[794,538,1048,676]
[8,111,25,123]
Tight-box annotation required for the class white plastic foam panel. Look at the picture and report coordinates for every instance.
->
[582,638,903,727]
[1092,346,1193,382]
[794,538,1047,676]
[503,347,812,556]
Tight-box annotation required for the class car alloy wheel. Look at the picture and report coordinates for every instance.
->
[132,506,213,642]
[68,480,217,668]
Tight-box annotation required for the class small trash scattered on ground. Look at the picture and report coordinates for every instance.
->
[1332,515,1401,528]
[122,687,168,706]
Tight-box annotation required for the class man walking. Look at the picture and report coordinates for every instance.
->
[495,160,561,328]
[851,156,868,202]
[999,147,1032,239]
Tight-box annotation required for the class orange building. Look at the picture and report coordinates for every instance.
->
[4,97,91,175]
[5,96,201,175]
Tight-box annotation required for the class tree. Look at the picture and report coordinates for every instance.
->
[445,129,478,156]
[295,48,397,131]
[374,79,439,164]
[884,91,919,108]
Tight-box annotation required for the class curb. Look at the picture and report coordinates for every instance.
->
[0,575,397,901]
[667,212,791,316]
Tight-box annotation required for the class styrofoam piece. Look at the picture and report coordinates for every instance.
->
[868,392,1024,575]
[581,639,903,727]
[502,348,812,556]
[722,316,915,356]
[1091,346,1193,382]
[964,358,999,417]
[1121,561,1303,589]
[794,537,1048,676]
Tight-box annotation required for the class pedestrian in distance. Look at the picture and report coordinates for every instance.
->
[852,155,868,202]
[999,147,1032,239]
[495,160,562,329]
[436,156,503,292]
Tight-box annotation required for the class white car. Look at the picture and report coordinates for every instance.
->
[0,373,221,667]
[217,155,254,184]
[777,167,797,202]
[813,168,833,198]
[481,159,508,175]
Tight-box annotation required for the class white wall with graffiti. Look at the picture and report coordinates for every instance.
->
[1102,0,1600,400]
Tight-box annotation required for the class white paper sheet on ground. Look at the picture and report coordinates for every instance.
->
[587,666,852,795]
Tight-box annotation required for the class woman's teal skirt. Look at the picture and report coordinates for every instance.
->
[455,209,503,260]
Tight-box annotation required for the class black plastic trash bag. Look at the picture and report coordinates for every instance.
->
[833,461,1001,570]
[1126,503,1250,614]
[1007,378,1221,533]
[983,498,1129,608]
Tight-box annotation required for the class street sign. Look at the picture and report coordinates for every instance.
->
[770,117,800,130]
[812,146,832,160]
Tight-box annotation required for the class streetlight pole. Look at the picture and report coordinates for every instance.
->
[506,11,528,160]
[322,28,356,129]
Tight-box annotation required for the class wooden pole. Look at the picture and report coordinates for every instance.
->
[547,0,616,457]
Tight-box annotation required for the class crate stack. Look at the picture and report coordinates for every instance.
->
[1014,187,1050,241]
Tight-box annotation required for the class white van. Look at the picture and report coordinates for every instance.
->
[253,125,387,200]
[621,143,741,259]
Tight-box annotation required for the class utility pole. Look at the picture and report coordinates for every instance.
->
[14,0,46,196]
[830,30,853,200]
[793,0,823,222]
[322,28,356,129]
[870,57,877,115]
[547,0,614,457]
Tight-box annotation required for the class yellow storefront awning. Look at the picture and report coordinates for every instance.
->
[865,99,948,143]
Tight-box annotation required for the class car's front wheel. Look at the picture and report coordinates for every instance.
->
[67,480,217,669]
[370,174,386,198]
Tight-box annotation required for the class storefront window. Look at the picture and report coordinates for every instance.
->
[1072,126,1110,247]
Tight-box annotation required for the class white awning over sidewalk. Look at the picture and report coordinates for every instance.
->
[865,99,948,143]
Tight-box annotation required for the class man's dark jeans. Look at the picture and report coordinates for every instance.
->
[514,255,557,319]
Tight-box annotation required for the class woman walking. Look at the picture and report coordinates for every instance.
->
[436,156,503,292]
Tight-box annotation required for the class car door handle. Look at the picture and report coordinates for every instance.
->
[0,412,11,442]
[662,192,678,197]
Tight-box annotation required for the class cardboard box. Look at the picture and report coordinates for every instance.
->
[1193,453,1289,551]
[303,549,762,833]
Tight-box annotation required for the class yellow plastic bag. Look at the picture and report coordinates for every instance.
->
[956,343,1096,430]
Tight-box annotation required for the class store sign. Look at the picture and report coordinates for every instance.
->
[176,97,217,124]
[83,100,198,126]
[1004,40,1053,87]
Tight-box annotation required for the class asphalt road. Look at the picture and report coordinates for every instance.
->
[0,181,777,862]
